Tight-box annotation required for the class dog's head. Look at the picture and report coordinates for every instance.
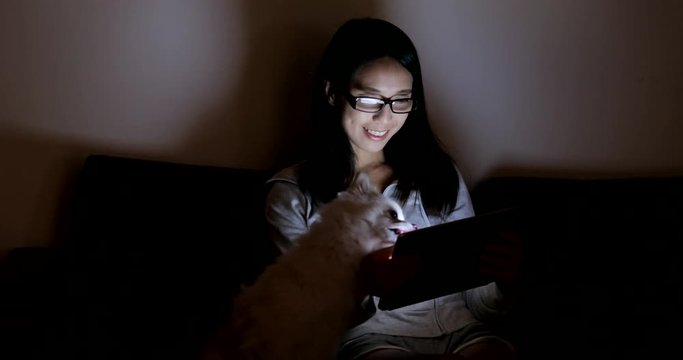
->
[330,172,417,254]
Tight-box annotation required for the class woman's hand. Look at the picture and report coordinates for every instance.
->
[359,246,422,298]
[479,231,524,304]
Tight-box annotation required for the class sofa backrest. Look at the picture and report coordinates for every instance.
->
[62,155,277,358]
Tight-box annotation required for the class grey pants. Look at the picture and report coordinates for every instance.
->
[338,321,514,360]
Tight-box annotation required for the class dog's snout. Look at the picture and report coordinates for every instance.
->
[390,222,418,236]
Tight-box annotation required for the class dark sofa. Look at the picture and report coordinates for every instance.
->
[472,175,683,359]
[2,154,682,360]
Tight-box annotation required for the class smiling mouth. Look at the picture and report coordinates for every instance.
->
[364,128,388,138]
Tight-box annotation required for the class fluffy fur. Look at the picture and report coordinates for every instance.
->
[206,173,414,360]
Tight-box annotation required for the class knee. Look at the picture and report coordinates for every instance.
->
[454,338,517,360]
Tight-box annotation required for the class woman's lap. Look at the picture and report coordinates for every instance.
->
[338,322,514,360]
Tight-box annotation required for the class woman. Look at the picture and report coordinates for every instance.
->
[265,17,518,359]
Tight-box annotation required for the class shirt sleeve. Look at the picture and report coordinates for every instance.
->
[463,282,507,321]
[264,180,310,254]
[443,164,475,222]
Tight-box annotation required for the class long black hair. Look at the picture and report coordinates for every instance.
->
[299,17,461,218]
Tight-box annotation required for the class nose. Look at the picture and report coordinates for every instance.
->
[372,104,393,122]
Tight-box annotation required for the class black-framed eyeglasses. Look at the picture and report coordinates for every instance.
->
[343,92,416,114]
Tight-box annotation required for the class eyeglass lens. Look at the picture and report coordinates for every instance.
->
[355,97,413,113]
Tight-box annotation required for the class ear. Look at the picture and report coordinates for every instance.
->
[324,80,335,106]
[349,171,379,195]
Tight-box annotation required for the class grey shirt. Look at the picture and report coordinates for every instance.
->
[264,164,505,339]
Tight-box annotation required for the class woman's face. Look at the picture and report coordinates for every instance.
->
[335,57,413,169]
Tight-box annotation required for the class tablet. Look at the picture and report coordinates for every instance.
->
[377,207,520,311]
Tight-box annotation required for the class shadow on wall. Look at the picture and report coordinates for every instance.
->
[176,1,381,171]
[0,130,92,249]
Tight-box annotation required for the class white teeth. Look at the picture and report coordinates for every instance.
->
[366,128,388,136]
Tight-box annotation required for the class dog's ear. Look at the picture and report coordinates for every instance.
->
[349,171,379,195]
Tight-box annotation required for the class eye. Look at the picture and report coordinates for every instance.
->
[387,209,398,220]
[357,97,384,105]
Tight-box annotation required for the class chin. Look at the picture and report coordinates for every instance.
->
[360,142,389,154]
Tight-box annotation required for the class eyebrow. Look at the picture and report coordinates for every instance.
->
[354,85,413,96]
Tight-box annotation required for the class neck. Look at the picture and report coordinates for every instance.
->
[355,151,384,171]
